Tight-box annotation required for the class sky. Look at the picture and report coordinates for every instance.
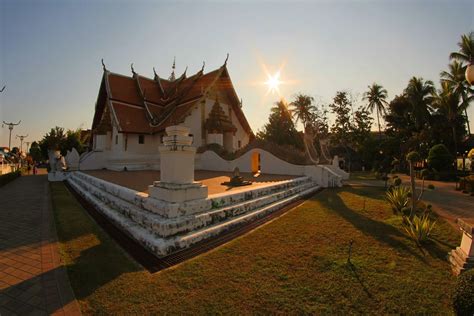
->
[1,0,473,149]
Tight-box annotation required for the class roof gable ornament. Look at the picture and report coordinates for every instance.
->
[201,61,205,72]
[153,67,158,79]
[169,56,176,81]
[224,53,229,67]
[101,58,107,72]
[131,63,136,76]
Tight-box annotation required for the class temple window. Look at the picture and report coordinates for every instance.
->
[138,135,145,144]
[115,135,118,145]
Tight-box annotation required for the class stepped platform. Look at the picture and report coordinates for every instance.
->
[66,170,320,261]
[84,170,298,196]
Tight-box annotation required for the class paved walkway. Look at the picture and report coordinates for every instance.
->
[0,175,81,315]
[345,175,474,225]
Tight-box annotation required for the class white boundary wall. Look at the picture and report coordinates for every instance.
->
[78,147,344,187]
[196,149,342,188]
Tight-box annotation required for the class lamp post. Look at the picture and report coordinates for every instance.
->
[16,134,28,153]
[2,121,21,150]
[466,56,474,85]
[25,141,31,154]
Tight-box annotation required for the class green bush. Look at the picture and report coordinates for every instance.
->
[386,186,410,215]
[0,170,21,187]
[427,144,453,171]
[427,184,435,190]
[452,269,474,316]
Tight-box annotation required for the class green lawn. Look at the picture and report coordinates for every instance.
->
[50,182,460,314]
[349,171,378,181]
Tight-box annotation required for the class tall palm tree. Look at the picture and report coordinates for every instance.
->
[290,94,316,131]
[449,32,474,64]
[449,32,474,135]
[404,77,435,131]
[441,60,474,134]
[363,83,388,139]
[433,82,463,156]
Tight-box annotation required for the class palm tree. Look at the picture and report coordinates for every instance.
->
[433,82,463,156]
[449,32,474,135]
[404,77,435,131]
[449,32,474,64]
[363,83,388,139]
[290,93,316,131]
[441,60,474,134]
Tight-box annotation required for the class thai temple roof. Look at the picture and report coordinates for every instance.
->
[91,57,252,135]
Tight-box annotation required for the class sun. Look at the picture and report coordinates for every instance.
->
[265,71,282,94]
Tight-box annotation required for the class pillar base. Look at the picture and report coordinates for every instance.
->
[148,181,208,203]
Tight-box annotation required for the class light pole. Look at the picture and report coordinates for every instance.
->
[16,134,28,153]
[2,120,21,150]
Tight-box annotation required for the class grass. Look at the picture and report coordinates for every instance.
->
[349,171,378,181]
[50,182,461,314]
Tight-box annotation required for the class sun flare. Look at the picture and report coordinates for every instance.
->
[265,71,282,94]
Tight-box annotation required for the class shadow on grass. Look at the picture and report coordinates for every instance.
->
[317,189,428,263]
[50,182,141,300]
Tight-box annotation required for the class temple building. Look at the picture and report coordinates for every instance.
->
[89,58,253,170]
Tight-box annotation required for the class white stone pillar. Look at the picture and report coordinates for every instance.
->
[148,126,208,203]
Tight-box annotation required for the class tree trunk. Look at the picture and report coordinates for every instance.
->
[452,125,458,172]
[377,108,382,140]
[410,161,416,217]
[465,108,471,135]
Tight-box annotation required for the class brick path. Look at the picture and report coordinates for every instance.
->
[0,175,81,315]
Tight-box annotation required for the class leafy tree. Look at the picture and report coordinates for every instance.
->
[351,106,373,153]
[363,83,388,139]
[427,144,453,171]
[39,127,85,159]
[29,141,42,162]
[257,100,303,149]
[329,91,353,146]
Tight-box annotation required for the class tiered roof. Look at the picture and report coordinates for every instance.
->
[91,59,252,136]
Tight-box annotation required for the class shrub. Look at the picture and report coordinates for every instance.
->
[452,269,474,316]
[402,214,436,244]
[427,144,453,171]
[386,186,410,215]
[427,184,435,190]
[0,170,21,187]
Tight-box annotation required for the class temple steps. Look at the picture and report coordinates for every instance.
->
[67,172,319,257]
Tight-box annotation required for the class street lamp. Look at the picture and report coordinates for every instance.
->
[2,120,21,150]
[16,134,28,153]
[466,56,474,85]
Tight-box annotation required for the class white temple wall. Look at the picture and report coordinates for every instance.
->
[126,134,161,154]
[207,133,223,146]
[182,105,202,147]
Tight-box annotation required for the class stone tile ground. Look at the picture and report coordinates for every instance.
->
[0,175,81,315]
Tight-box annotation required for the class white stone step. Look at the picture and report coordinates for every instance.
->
[68,176,319,257]
[68,173,316,238]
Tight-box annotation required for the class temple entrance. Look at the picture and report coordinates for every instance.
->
[251,152,260,173]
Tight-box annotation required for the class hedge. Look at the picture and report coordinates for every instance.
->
[0,170,21,187]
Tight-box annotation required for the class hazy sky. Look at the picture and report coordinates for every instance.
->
[1,0,473,148]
